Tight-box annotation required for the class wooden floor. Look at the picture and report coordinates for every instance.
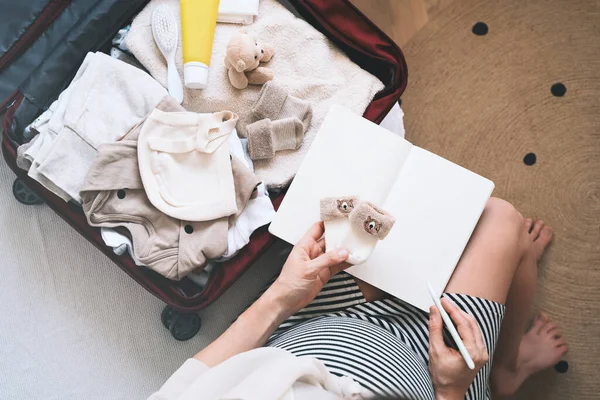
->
[349,0,455,46]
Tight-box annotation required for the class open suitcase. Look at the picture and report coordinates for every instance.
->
[0,0,407,340]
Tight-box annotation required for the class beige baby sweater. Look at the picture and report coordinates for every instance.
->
[137,109,239,221]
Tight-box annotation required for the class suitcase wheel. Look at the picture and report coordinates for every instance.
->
[161,306,201,341]
[13,178,44,205]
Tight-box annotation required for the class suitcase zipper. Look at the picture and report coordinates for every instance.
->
[0,0,73,72]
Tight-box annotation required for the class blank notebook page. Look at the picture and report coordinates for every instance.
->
[347,147,494,310]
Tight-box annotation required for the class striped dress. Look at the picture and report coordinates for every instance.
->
[265,272,505,399]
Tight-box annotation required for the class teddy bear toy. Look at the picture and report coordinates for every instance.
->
[224,28,275,90]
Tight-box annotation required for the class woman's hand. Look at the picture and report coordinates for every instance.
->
[266,221,349,318]
[429,297,489,400]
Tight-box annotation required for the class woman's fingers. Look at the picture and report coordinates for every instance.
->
[308,248,349,272]
[428,306,447,355]
[441,298,476,344]
[462,309,484,350]
[316,237,326,253]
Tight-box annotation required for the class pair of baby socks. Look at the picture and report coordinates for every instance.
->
[247,82,312,160]
[320,197,396,265]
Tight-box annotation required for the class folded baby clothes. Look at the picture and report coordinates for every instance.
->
[137,109,239,221]
[21,52,166,203]
[217,0,259,24]
[126,0,384,189]
[219,127,276,260]
[81,99,261,280]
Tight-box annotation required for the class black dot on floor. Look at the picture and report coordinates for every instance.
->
[472,22,488,36]
[117,189,126,199]
[523,153,537,166]
[184,224,194,234]
[555,360,569,373]
[551,83,567,97]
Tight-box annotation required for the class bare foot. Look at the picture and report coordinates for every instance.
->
[524,219,553,261]
[492,313,568,397]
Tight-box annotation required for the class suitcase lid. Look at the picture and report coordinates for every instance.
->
[0,0,149,138]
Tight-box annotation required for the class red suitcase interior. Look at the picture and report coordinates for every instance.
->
[1,0,407,314]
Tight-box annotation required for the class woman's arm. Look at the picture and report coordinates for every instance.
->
[192,289,288,367]
[194,221,349,368]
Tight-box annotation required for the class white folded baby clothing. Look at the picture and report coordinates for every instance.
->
[218,0,259,24]
[137,108,239,221]
[20,52,166,203]
[100,228,144,266]
[219,127,276,260]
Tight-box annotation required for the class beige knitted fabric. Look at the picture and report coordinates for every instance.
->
[348,201,396,241]
[246,117,304,160]
[126,0,384,188]
[137,109,239,221]
[252,81,312,128]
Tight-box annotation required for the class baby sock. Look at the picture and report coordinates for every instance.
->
[345,201,396,264]
[321,197,359,257]
[252,81,313,129]
[246,117,304,160]
[321,197,396,265]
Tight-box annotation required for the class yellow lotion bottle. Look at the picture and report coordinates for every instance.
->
[180,0,220,89]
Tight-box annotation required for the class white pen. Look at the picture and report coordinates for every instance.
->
[427,282,475,370]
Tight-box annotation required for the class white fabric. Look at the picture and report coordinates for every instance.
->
[148,348,366,400]
[100,228,144,266]
[219,129,276,260]
[218,0,260,24]
[324,218,378,265]
[137,109,238,221]
[22,52,167,203]
[126,0,384,189]
[379,102,405,138]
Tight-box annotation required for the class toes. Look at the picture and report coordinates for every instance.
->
[525,218,533,234]
[544,323,557,334]
[557,344,568,356]
[555,338,567,347]
[546,324,561,336]
[533,313,549,333]
[537,225,554,246]
[530,220,544,239]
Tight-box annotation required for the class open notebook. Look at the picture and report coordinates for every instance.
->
[269,105,495,311]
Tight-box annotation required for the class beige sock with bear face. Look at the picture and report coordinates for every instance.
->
[320,197,396,265]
